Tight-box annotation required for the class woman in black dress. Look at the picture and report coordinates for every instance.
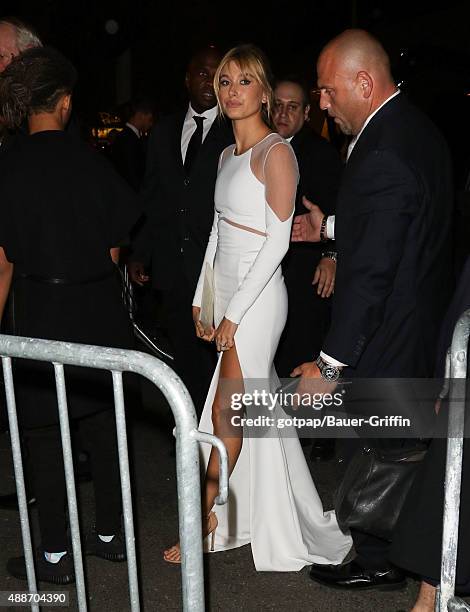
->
[0,47,141,583]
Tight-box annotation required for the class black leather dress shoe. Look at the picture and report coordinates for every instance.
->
[308,560,406,590]
[85,525,126,562]
[7,550,75,585]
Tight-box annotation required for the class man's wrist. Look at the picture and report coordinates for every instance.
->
[321,250,337,263]
[319,215,328,243]
[316,355,343,382]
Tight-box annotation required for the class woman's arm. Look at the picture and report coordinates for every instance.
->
[223,142,298,324]
[0,247,13,322]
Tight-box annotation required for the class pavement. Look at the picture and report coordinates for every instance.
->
[0,373,466,612]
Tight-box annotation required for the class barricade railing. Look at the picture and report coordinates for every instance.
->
[0,334,228,612]
[437,310,470,611]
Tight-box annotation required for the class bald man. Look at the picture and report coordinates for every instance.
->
[292,30,453,589]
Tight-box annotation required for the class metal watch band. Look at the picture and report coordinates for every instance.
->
[321,250,337,262]
[316,355,341,382]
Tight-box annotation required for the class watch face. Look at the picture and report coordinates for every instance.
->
[323,365,340,382]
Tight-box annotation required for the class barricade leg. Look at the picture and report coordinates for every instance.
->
[437,313,470,612]
[174,421,205,612]
[2,357,39,612]
[111,371,140,612]
[53,364,87,612]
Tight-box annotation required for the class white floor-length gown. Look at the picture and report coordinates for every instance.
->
[193,132,352,571]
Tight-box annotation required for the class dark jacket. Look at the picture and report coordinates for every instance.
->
[112,124,146,192]
[282,125,342,285]
[323,94,453,376]
[131,109,234,293]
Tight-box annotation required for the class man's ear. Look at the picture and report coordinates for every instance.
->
[356,71,373,99]
[304,104,311,121]
[62,93,72,111]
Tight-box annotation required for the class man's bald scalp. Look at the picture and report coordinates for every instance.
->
[321,29,392,80]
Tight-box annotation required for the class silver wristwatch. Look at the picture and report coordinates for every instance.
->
[321,250,337,263]
[316,355,341,382]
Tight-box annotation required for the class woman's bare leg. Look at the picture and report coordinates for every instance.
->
[202,343,244,518]
[164,344,243,562]
[411,581,436,612]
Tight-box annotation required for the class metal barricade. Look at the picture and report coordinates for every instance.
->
[437,309,470,611]
[0,334,228,612]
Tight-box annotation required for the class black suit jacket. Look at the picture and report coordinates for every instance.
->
[112,125,145,192]
[323,94,453,377]
[131,109,234,292]
[282,126,342,286]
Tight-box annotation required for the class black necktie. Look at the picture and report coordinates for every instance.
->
[184,115,205,174]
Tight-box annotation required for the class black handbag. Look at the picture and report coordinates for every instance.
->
[334,444,427,541]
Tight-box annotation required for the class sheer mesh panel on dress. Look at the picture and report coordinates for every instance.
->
[250,133,299,221]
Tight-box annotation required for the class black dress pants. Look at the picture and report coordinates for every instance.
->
[24,409,122,552]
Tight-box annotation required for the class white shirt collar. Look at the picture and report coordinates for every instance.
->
[126,122,140,138]
[187,103,218,122]
[347,89,400,160]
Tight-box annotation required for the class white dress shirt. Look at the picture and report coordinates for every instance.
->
[181,104,218,163]
[126,122,140,138]
[321,89,400,368]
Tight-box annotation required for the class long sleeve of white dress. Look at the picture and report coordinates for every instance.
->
[224,141,298,324]
[192,207,219,308]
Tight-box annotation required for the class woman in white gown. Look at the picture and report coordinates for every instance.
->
[164,44,352,571]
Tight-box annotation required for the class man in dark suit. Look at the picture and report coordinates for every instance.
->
[111,97,154,192]
[291,29,453,589]
[272,77,341,460]
[128,47,233,413]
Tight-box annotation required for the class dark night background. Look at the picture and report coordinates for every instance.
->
[3,0,470,181]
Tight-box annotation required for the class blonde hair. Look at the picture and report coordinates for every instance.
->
[214,44,274,127]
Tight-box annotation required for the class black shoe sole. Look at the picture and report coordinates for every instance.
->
[39,573,76,585]
[87,551,126,562]
[309,575,407,591]
[7,570,75,585]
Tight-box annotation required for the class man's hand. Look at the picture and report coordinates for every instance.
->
[127,261,149,286]
[192,306,215,342]
[313,257,336,298]
[290,361,338,397]
[291,196,325,243]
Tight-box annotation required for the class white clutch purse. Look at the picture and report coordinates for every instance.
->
[199,262,214,331]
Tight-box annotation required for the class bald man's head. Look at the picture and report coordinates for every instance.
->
[321,29,392,78]
[316,29,397,136]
